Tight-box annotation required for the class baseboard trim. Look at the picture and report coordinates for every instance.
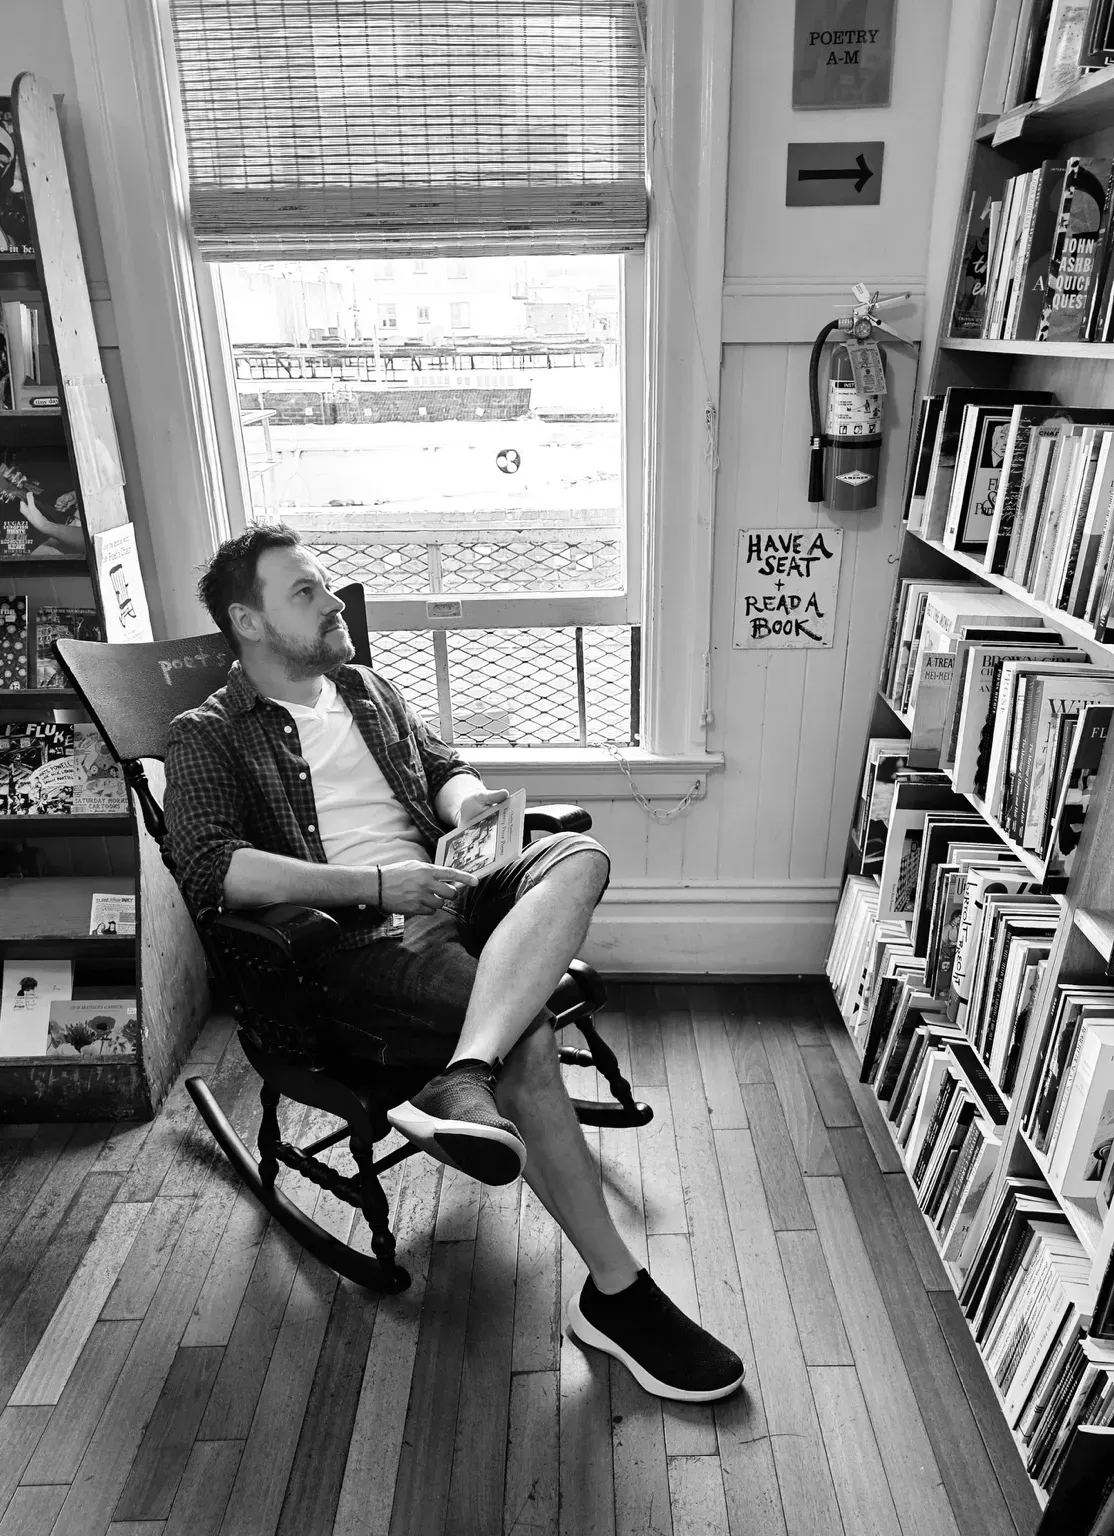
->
[583,879,839,975]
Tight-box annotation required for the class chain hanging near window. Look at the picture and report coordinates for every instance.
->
[605,745,702,823]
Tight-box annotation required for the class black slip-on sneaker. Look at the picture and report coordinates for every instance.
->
[567,1269,746,1402]
[387,1058,526,1186]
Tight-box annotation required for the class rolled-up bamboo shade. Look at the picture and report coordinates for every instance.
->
[168,0,648,260]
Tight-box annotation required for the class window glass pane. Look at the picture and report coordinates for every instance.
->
[221,254,625,599]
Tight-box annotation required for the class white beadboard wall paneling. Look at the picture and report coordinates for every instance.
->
[581,880,842,975]
[725,0,952,288]
[820,344,918,879]
[708,345,783,882]
[752,346,809,883]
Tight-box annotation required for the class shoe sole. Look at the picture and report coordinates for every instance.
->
[566,1294,746,1403]
[387,1100,526,1186]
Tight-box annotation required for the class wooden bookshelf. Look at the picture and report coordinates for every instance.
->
[942,338,1114,356]
[0,75,207,1120]
[974,61,1114,145]
[833,13,1114,1509]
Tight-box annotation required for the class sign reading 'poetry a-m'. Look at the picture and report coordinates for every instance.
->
[733,526,843,649]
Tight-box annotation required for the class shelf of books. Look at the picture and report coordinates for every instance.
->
[0,73,207,1120]
[828,3,1114,1522]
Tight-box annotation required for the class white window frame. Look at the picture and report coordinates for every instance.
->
[215,251,643,639]
[62,0,732,765]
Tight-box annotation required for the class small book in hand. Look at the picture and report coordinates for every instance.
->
[434,789,527,880]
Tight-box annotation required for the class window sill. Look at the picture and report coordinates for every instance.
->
[463,747,723,802]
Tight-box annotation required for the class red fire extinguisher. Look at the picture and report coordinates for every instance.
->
[808,286,912,512]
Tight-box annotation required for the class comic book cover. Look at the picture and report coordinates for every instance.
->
[0,594,27,688]
[26,721,73,814]
[72,722,126,814]
[0,724,41,815]
[34,607,99,688]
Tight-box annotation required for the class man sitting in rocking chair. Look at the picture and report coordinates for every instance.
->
[164,524,744,1404]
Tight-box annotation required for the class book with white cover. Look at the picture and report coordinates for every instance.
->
[1048,1022,1114,1197]
[0,958,73,1056]
[434,789,527,879]
[952,645,1089,794]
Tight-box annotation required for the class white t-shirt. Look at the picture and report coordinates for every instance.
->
[275,676,431,869]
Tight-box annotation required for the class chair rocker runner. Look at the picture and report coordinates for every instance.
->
[53,583,652,1294]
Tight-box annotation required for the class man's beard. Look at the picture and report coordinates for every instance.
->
[262,616,355,678]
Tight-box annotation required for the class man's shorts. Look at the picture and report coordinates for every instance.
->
[317,831,609,1075]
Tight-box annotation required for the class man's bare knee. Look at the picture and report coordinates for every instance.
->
[551,846,609,903]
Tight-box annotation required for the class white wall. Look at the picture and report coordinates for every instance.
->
[581,0,954,972]
[6,0,957,973]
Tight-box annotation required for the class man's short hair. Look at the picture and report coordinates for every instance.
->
[198,523,301,655]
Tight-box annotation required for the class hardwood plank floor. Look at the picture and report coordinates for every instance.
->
[0,983,1040,1536]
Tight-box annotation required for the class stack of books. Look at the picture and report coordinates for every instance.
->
[837,794,1061,1074]
[907,387,1114,641]
[979,0,1114,121]
[877,577,1113,875]
[1023,983,1114,1207]
[953,156,1114,344]
[960,1176,1114,1494]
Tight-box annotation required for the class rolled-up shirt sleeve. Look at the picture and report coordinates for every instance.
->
[404,700,481,799]
[164,712,254,916]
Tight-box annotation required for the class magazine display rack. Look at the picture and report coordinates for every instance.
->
[0,72,207,1118]
[829,13,1114,1518]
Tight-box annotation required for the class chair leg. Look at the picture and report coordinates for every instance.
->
[186,1077,411,1295]
[259,1084,281,1190]
[560,1012,654,1128]
[350,1135,403,1280]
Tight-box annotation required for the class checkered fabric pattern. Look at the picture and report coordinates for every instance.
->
[163,660,479,950]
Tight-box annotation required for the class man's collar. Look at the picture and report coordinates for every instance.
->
[224,659,365,716]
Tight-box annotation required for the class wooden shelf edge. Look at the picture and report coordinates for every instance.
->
[907,531,1114,662]
[940,339,1114,356]
[975,63,1114,143]
[0,558,89,576]
[1074,908,1114,963]
[0,937,135,958]
[1019,1127,1106,1259]
[0,815,131,836]
[836,1006,1050,1508]
[0,1052,138,1066]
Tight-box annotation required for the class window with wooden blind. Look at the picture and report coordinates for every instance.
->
[169,0,647,750]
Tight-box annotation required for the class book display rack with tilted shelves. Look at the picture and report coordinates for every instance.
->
[829,17,1114,1522]
[0,73,207,1120]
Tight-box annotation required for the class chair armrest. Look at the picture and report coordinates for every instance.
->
[210,903,341,962]
[524,803,593,836]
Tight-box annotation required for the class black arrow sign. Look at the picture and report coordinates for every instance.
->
[798,152,873,194]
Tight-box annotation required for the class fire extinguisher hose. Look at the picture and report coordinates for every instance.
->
[808,319,841,504]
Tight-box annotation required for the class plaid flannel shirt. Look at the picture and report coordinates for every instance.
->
[163,660,479,949]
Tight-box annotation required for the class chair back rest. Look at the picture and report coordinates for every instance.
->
[337,582,371,666]
[54,633,233,764]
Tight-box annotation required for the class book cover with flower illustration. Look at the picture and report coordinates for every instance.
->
[46,998,138,1057]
